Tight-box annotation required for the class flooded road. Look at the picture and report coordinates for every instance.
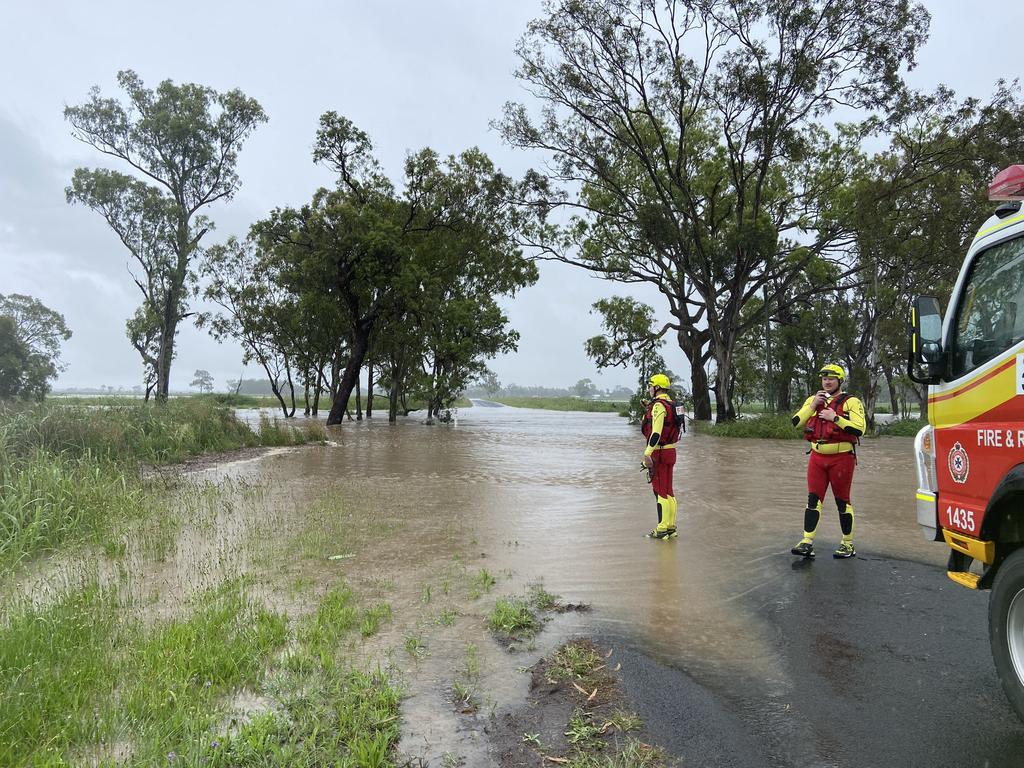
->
[235,402,942,762]
[301,403,935,679]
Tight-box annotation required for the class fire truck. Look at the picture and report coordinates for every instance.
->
[910,164,1024,722]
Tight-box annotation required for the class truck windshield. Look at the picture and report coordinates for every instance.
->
[950,235,1024,378]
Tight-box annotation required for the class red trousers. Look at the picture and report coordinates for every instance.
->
[650,448,676,497]
[807,450,855,502]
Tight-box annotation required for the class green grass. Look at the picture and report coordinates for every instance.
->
[548,641,605,683]
[488,596,538,637]
[878,417,929,436]
[0,580,289,767]
[692,414,801,439]
[487,397,626,413]
[0,400,323,572]
[0,573,405,766]
[0,584,121,765]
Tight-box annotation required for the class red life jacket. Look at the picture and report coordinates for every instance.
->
[642,397,681,445]
[803,393,855,444]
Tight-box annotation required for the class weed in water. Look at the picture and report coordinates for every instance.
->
[474,568,496,593]
[452,680,479,712]
[0,584,120,765]
[530,583,559,611]
[421,583,432,604]
[441,751,465,767]
[360,602,393,637]
[404,633,427,658]
[463,643,480,681]
[488,596,538,637]
[435,607,458,626]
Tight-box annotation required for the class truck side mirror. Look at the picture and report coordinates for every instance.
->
[908,296,945,384]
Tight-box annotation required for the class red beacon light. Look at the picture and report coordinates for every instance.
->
[988,164,1024,201]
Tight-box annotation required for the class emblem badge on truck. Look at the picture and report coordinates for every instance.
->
[948,441,970,484]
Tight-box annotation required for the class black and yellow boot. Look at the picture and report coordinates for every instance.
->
[647,496,674,540]
[833,501,856,558]
[663,495,678,539]
[791,498,821,558]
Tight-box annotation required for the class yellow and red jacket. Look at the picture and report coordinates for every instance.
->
[793,392,866,455]
[642,395,681,448]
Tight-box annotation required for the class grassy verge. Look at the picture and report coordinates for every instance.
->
[0,400,324,571]
[487,397,627,413]
[0,577,402,767]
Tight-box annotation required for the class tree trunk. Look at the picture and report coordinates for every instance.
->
[327,324,371,425]
[677,327,712,420]
[366,361,374,418]
[355,371,363,421]
[713,339,737,423]
[388,380,400,423]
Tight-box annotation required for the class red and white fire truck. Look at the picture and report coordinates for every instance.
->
[910,164,1024,722]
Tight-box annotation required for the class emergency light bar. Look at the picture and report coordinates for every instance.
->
[988,164,1024,201]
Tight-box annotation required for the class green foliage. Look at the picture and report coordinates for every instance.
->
[694,415,802,439]
[0,316,33,400]
[65,70,266,400]
[548,642,604,683]
[0,294,71,400]
[877,417,929,436]
[0,582,288,766]
[502,0,933,421]
[245,114,537,425]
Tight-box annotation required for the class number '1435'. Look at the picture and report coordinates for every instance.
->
[947,505,975,532]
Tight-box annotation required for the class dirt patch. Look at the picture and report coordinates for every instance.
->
[487,638,670,767]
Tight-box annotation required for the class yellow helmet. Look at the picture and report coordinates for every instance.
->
[649,373,671,389]
[818,363,845,381]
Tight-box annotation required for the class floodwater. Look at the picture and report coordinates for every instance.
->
[9,403,938,764]
[240,402,934,763]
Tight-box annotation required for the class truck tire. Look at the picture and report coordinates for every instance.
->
[990,547,1024,723]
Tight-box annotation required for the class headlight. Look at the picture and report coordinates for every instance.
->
[914,424,937,491]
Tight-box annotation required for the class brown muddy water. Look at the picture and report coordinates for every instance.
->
[13,403,937,765]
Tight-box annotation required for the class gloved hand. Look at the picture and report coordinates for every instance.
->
[642,454,654,469]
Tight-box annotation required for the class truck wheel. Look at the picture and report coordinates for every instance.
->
[991,547,1024,723]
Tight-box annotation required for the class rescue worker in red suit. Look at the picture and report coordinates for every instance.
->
[641,373,681,540]
[791,363,866,558]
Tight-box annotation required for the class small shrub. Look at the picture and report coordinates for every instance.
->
[877,418,928,437]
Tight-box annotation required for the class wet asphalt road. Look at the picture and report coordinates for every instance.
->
[600,551,1024,768]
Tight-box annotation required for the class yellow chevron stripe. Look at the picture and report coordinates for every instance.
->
[929,358,1016,427]
[974,210,1024,242]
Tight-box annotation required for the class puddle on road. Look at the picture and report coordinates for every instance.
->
[4,404,937,763]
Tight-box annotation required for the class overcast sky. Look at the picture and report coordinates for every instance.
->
[1,2,1020,392]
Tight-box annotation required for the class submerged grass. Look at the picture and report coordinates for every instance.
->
[0,400,321,572]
